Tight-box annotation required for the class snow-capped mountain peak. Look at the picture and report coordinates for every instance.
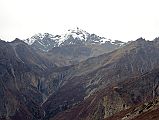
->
[23,28,125,51]
[58,27,90,44]
[67,27,90,40]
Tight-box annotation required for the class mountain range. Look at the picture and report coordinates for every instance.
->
[24,28,125,66]
[0,28,159,120]
[24,28,125,51]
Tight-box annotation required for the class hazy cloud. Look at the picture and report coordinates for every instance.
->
[0,0,159,41]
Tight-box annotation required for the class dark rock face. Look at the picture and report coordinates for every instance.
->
[0,40,55,119]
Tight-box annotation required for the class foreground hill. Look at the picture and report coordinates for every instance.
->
[51,64,159,120]
[106,96,159,120]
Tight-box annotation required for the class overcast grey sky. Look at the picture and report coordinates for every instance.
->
[0,0,159,41]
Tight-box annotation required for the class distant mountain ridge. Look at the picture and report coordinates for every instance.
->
[22,28,126,66]
[23,27,125,52]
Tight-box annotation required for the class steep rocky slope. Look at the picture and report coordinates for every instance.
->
[44,38,159,120]
[52,67,159,120]
[0,39,56,120]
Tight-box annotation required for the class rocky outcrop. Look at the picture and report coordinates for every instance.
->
[106,96,159,120]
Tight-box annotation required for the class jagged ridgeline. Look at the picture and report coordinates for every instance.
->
[1,31,159,120]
